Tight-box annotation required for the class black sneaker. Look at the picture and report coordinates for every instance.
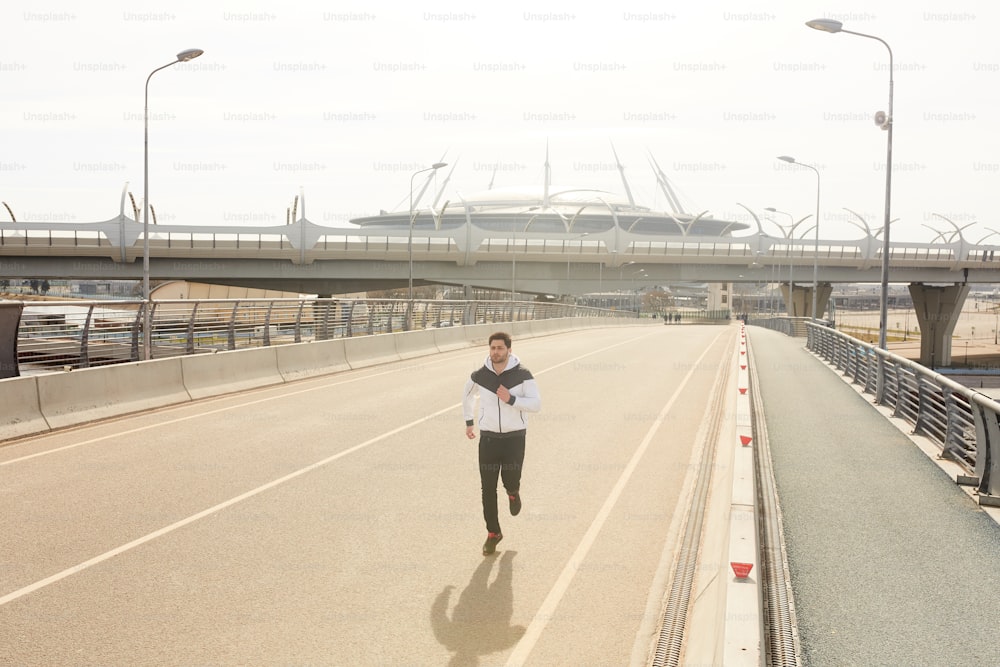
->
[482,532,503,555]
[508,492,522,516]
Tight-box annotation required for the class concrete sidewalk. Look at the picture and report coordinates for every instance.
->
[748,326,1000,666]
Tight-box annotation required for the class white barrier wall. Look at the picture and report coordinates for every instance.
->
[36,357,190,430]
[181,347,283,400]
[276,339,350,382]
[3,318,646,442]
[0,375,47,441]
[393,330,439,360]
[462,324,495,346]
[433,326,469,353]
[344,334,401,369]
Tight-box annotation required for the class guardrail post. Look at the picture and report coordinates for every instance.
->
[345,302,355,338]
[294,301,304,343]
[0,301,23,379]
[186,303,200,355]
[263,302,273,347]
[972,402,1000,500]
[80,305,94,369]
[130,307,142,361]
[227,302,238,350]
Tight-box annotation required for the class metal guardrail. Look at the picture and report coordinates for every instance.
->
[12,298,633,374]
[744,316,812,337]
[3,217,1000,273]
[805,322,1000,501]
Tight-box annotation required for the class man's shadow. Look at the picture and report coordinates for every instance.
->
[430,551,525,666]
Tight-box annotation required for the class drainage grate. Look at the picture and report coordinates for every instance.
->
[747,335,803,666]
[650,343,730,666]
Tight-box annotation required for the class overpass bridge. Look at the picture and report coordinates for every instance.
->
[4,210,1000,365]
[3,213,1000,292]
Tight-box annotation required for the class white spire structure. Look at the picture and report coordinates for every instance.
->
[611,142,636,208]
[648,152,686,215]
[431,159,458,209]
[542,141,551,209]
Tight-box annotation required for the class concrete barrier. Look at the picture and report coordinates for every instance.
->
[433,325,470,353]
[6,319,628,441]
[181,347,282,400]
[0,376,48,441]
[531,319,563,335]
[276,339,350,382]
[37,357,190,430]
[394,329,439,360]
[510,321,533,339]
[344,333,401,369]
[463,324,494,346]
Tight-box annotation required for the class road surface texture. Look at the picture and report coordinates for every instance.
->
[1,324,739,666]
[748,326,1000,666]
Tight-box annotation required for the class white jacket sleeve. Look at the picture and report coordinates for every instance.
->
[461,377,477,424]
[512,377,541,413]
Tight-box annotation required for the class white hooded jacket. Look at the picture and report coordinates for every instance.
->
[462,352,541,433]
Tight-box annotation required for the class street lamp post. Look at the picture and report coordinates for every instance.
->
[408,162,447,329]
[777,155,822,319]
[511,220,517,302]
[764,208,810,316]
[143,48,204,361]
[631,268,646,313]
[765,208,795,316]
[807,17,894,349]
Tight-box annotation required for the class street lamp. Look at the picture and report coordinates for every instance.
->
[777,155,822,319]
[408,162,447,328]
[765,208,795,315]
[143,48,203,361]
[764,208,810,317]
[631,268,646,313]
[807,17,894,349]
[511,218,518,302]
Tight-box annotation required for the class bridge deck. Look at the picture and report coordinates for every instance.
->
[0,325,736,665]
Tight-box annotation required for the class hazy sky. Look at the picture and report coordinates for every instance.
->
[2,1,997,242]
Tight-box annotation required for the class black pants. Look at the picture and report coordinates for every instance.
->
[478,431,526,534]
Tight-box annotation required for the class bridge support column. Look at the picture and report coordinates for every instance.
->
[802,282,833,319]
[780,283,818,317]
[909,282,969,368]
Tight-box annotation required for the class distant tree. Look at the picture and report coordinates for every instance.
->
[643,288,674,315]
[41,279,51,295]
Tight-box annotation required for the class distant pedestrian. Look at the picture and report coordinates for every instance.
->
[462,332,542,555]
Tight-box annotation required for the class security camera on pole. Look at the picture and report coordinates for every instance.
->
[806,17,894,350]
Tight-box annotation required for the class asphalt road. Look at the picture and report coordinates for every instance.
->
[0,324,738,666]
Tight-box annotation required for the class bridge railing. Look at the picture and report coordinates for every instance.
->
[806,322,1000,502]
[12,298,633,374]
[4,219,999,272]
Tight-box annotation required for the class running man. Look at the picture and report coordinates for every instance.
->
[462,332,542,555]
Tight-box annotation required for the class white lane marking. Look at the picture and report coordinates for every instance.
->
[0,360,449,466]
[0,403,457,607]
[1,328,655,467]
[0,329,658,607]
[505,328,726,666]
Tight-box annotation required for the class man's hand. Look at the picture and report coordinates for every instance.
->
[466,425,476,440]
[496,384,511,403]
